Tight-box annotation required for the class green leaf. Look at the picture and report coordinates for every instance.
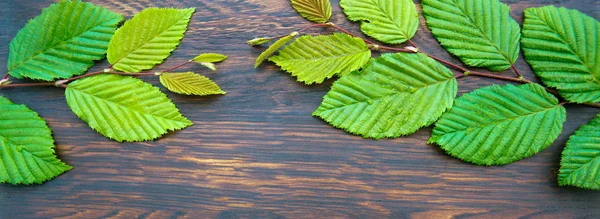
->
[559,114,600,190]
[340,0,418,44]
[0,96,72,184]
[313,53,457,139]
[255,32,298,68]
[291,0,332,23]
[65,74,192,142]
[429,83,566,165]
[160,72,226,96]
[422,0,520,71]
[107,8,195,72]
[269,33,371,84]
[7,0,123,81]
[193,53,228,63]
[521,6,600,103]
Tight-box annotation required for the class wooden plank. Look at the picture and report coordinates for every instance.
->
[0,0,599,218]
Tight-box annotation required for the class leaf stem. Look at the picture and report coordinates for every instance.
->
[511,65,522,78]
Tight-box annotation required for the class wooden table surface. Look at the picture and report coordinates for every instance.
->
[1,0,599,218]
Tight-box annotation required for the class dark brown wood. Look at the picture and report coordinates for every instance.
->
[1,0,600,218]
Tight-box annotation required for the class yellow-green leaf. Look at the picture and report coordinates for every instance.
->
[194,53,228,63]
[66,74,192,142]
[269,33,371,84]
[107,8,195,72]
[254,32,298,68]
[291,0,332,23]
[160,72,226,96]
[340,0,418,44]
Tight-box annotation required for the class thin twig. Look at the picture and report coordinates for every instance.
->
[162,60,193,73]
[584,103,600,108]
[0,82,55,88]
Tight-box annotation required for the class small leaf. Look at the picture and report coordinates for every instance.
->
[522,6,600,103]
[200,62,217,71]
[160,72,226,96]
[255,32,298,68]
[7,0,123,81]
[0,96,72,185]
[422,0,521,71]
[65,74,192,142]
[247,37,273,46]
[313,53,457,139]
[340,0,418,44]
[291,0,332,23]
[429,83,566,165]
[559,114,600,190]
[194,53,228,63]
[269,33,371,84]
[108,8,195,72]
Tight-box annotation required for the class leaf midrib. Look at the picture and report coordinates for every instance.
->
[440,103,561,136]
[67,87,187,125]
[318,77,453,113]
[9,13,120,71]
[533,11,597,83]
[445,0,513,64]
[361,0,409,38]
[278,48,369,62]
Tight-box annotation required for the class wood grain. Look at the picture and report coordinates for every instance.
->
[1,0,600,218]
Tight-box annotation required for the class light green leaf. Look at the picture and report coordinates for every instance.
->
[422,0,520,71]
[255,32,298,68]
[200,62,217,71]
[313,53,457,139]
[247,37,273,46]
[7,0,123,81]
[291,0,332,23]
[65,74,192,142]
[429,83,566,165]
[340,0,418,44]
[160,72,226,96]
[194,53,228,63]
[269,33,371,84]
[108,8,195,72]
[522,6,600,103]
[0,96,72,185]
[559,114,600,190]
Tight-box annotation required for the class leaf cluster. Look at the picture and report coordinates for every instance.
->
[251,0,600,190]
[0,0,228,184]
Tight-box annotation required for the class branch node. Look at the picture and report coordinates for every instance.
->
[154,71,163,76]
[0,78,11,86]
[369,44,381,51]
[103,68,112,73]
[463,71,470,76]
[404,46,418,53]
[55,79,69,87]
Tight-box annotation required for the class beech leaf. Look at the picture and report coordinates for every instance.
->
[0,96,72,185]
[255,32,298,68]
[313,53,457,139]
[340,0,419,44]
[65,74,192,142]
[429,83,566,165]
[559,114,600,190]
[108,8,195,72]
[522,6,600,103]
[269,33,371,84]
[7,0,123,81]
[422,0,521,71]
[160,72,226,96]
[291,0,332,23]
